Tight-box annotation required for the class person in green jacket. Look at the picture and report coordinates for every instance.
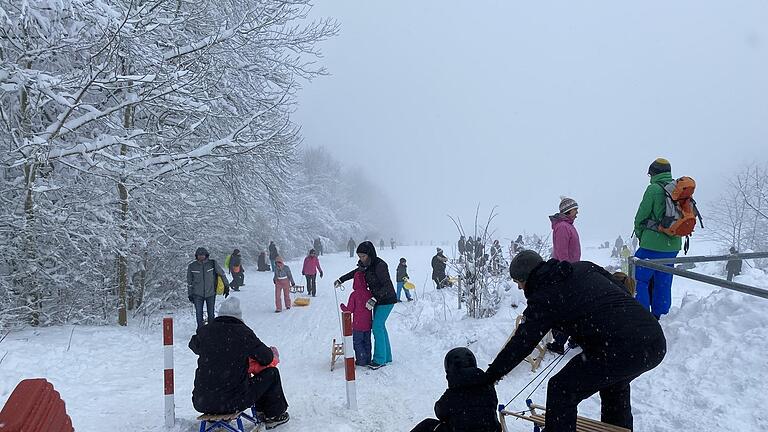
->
[632,158,682,319]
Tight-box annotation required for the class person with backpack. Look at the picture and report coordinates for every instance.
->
[431,248,449,289]
[396,258,413,302]
[347,238,356,258]
[187,247,229,328]
[485,251,666,431]
[228,249,245,292]
[339,271,373,366]
[633,158,686,319]
[334,241,397,369]
[189,297,290,429]
[268,241,279,272]
[301,249,323,297]
[410,347,501,432]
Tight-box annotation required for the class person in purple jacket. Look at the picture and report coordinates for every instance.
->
[547,196,582,354]
[339,271,373,366]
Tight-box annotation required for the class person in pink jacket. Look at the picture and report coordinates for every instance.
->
[550,196,581,263]
[339,271,373,366]
[548,196,582,354]
[301,249,323,297]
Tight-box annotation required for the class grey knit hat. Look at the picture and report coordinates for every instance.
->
[509,250,544,282]
[559,196,578,214]
[218,297,242,321]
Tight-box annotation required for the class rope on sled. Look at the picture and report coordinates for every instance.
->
[502,347,572,409]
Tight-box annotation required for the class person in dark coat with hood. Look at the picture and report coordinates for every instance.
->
[431,248,449,289]
[347,238,356,258]
[313,238,323,256]
[268,241,279,272]
[726,246,743,282]
[229,249,244,292]
[187,247,229,328]
[485,251,666,431]
[188,297,290,429]
[257,251,270,272]
[335,241,397,369]
[410,347,501,432]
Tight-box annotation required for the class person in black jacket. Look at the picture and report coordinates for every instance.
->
[334,241,397,369]
[347,238,356,258]
[268,241,279,272]
[396,258,413,302]
[431,248,449,289]
[485,251,666,431]
[229,249,244,292]
[188,297,290,429]
[257,251,270,272]
[726,246,743,282]
[410,347,501,432]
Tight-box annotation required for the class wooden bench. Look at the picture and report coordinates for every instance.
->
[290,285,305,293]
[197,406,261,432]
[0,378,74,432]
[499,401,630,432]
[514,315,552,372]
[330,338,344,371]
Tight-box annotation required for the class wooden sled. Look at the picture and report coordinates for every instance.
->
[197,406,262,432]
[293,296,310,307]
[330,338,344,371]
[515,315,552,372]
[290,285,305,293]
[499,400,629,432]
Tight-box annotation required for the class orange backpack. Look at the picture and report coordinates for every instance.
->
[650,176,704,253]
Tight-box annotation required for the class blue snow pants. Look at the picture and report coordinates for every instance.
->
[396,281,412,301]
[634,247,679,318]
[352,330,372,366]
[372,304,394,364]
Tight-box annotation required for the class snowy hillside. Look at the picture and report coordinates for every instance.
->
[1,244,766,431]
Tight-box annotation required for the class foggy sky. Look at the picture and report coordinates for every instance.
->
[294,1,768,245]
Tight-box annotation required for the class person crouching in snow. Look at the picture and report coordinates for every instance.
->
[339,271,373,366]
[410,347,501,432]
[273,256,295,313]
[396,258,413,302]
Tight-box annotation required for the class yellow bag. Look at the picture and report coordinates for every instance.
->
[216,275,225,295]
[403,279,416,290]
[293,296,311,307]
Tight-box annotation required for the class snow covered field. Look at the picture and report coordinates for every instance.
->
[1,244,767,431]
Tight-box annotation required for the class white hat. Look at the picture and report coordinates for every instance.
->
[218,297,242,321]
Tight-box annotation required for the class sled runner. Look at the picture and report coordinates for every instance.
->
[290,285,305,293]
[197,406,262,432]
[498,400,629,432]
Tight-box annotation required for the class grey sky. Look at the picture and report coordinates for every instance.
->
[295,1,768,244]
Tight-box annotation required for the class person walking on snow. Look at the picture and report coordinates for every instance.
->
[228,249,244,292]
[347,237,356,258]
[189,297,290,429]
[633,158,682,319]
[273,256,295,313]
[396,258,413,302]
[268,241,279,273]
[313,238,323,256]
[339,271,373,366]
[187,247,229,328]
[301,249,323,297]
[485,251,666,431]
[431,248,449,289]
[335,241,397,369]
[726,246,743,282]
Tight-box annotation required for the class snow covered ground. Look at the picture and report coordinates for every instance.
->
[1,243,767,431]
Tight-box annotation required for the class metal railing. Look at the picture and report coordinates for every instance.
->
[628,252,768,300]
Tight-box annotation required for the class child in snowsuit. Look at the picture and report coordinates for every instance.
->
[396,258,413,302]
[410,347,501,432]
[339,271,373,366]
[273,256,295,313]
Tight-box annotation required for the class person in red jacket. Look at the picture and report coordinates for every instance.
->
[339,271,373,366]
[301,249,323,297]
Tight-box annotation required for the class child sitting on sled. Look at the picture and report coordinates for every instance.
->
[339,271,373,366]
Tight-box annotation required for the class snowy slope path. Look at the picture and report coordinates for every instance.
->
[1,244,767,431]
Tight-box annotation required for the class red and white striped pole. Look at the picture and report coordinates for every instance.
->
[163,317,175,427]
[341,311,357,410]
